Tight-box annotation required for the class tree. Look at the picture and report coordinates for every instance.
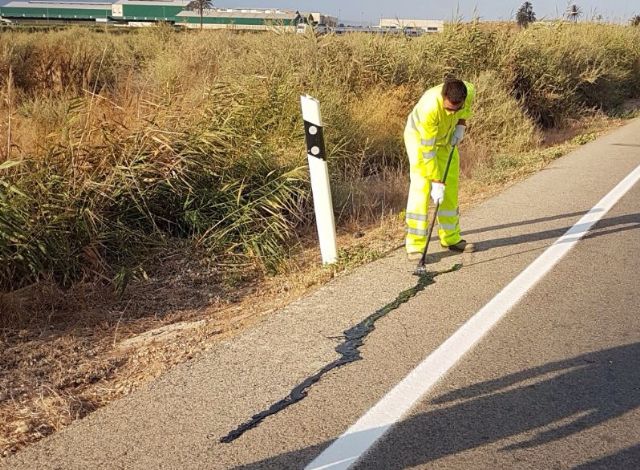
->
[565,3,582,22]
[631,15,640,27]
[516,1,536,28]
[188,0,213,29]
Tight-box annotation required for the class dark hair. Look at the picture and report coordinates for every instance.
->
[442,78,467,104]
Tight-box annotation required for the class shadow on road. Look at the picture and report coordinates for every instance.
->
[474,212,640,253]
[612,143,640,148]
[423,212,639,266]
[463,210,591,237]
[230,343,640,469]
[573,444,640,469]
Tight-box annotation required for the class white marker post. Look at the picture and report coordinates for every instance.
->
[300,95,338,265]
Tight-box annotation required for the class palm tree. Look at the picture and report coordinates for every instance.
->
[565,3,582,22]
[189,0,213,29]
[516,1,536,28]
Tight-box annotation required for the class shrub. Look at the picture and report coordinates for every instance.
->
[1,23,640,291]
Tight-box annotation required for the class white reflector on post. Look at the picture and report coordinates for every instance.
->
[300,95,338,265]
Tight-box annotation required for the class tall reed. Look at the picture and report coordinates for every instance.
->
[1,22,639,291]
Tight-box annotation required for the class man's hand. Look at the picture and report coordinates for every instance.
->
[451,124,466,146]
[430,181,445,204]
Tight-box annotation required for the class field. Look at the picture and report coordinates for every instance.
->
[1,22,640,455]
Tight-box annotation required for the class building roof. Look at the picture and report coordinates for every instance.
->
[177,8,298,19]
[114,0,190,6]
[379,18,444,27]
[2,1,111,9]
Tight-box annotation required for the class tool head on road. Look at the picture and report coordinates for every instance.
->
[414,263,430,276]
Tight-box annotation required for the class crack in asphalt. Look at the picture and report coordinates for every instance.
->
[219,263,463,444]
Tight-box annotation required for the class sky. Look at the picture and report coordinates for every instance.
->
[214,1,638,24]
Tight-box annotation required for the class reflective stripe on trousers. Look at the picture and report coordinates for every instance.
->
[404,132,462,253]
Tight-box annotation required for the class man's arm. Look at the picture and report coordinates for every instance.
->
[459,81,476,121]
[415,110,442,181]
[452,83,474,145]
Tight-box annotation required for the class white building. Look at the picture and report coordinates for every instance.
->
[306,11,337,27]
[379,18,444,33]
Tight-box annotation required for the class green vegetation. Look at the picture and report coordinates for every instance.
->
[516,2,536,28]
[1,22,640,292]
[566,4,583,23]
[186,0,214,29]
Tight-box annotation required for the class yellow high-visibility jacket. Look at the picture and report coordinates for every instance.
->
[405,81,475,180]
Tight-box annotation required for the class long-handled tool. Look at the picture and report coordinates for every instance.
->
[414,145,456,276]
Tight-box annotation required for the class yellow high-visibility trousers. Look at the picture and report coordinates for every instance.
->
[405,132,461,254]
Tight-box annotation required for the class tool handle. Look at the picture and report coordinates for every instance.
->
[441,145,456,185]
[416,145,457,270]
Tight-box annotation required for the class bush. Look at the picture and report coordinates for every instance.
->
[503,23,640,127]
[1,23,640,291]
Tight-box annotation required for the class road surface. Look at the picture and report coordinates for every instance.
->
[4,119,640,470]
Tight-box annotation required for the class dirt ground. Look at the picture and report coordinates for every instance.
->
[0,112,633,458]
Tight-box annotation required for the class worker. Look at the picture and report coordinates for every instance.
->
[404,78,476,260]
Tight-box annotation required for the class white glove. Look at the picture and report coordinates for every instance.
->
[450,124,466,146]
[430,181,445,205]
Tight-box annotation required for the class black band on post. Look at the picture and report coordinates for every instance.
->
[303,120,326,160]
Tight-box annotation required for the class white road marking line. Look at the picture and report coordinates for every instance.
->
[305,163,640,470]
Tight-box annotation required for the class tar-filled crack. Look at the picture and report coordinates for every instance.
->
[219,264,463,444]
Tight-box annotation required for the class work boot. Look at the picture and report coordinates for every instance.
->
[407,252,423,261]
[444,239,475,253]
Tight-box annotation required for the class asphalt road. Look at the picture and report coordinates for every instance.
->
[355,180,640,470]
[4,119,640,470]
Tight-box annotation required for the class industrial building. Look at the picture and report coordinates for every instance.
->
[0,1,112,22]
[176,8,302,31]
[0,0,195,24]
[111,0,190,23]
[0,0,335,31]
[306,12,337,27]
[379,18,444,33]
[0,2,432,34]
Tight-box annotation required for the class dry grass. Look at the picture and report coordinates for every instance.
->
[2,25,639,292]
